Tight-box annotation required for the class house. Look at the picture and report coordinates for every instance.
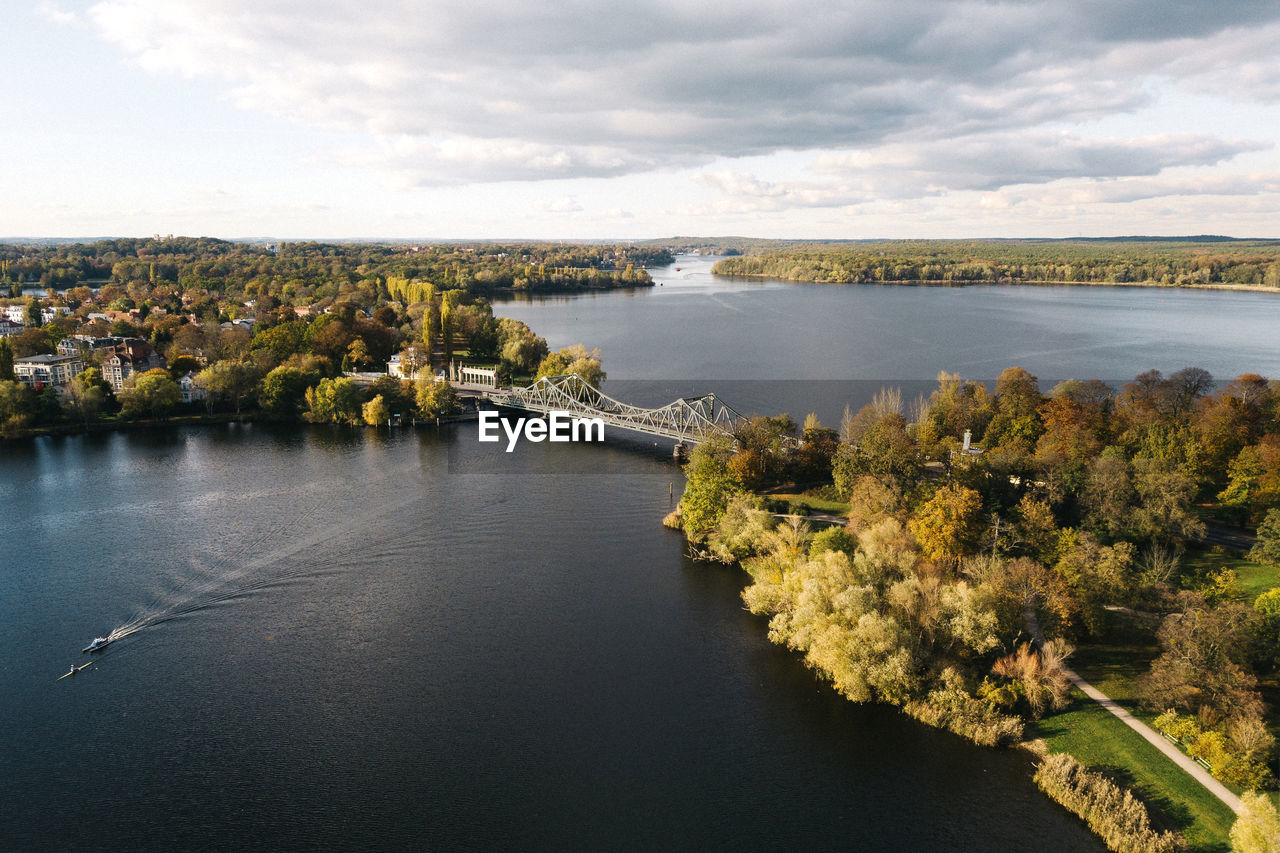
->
[3,305,28,323]
[387,351,425,380]
[0,318,23,337]
[57,335,126,357]
[40,306,70,324]
[179,372,206,404]
[14,353,84,390]
[102,339,166,391]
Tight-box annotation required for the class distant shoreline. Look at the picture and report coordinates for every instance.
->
[714,273,1280,294]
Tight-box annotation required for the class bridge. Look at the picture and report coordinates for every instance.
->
[484,374,744,446]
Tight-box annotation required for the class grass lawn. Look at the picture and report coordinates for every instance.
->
[1036,688,1237,852]
[1071,643,1159,712]
[1183,550,1280,602]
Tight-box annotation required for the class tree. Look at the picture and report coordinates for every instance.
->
[258,365,317,421]
[0,337,14,381]
[362,394,390,427]
[984,367,1044,452]
[305,377,363,425]
[342,337,371,372]
[119,369,181,419]
[1082,450,1136,538]
[497,318,547,374]
[1230,792,1280,853]
[535,344,605,387]
[0,379,35,436]
[65,367,109,426]
[1220,437,1280,523]
[832,410,919,497]
[197,360,259,415]
[1251,509,1280,568]
[679,436,746,541]
[1139,598,1263,720]
[1131,456,1206,542]
[990,640,1072,718]
[909,484,984,560]
[415,376,460,419]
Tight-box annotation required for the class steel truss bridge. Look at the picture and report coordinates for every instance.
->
[485,375,743,445]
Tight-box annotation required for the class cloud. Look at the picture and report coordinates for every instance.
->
[696,133,1274,212]
[80,0,1280,186]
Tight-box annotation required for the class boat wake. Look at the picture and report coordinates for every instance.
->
[100,489,421,648]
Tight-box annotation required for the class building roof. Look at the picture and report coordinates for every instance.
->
[16,353,78,364]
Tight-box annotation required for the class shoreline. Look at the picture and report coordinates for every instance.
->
[713,272,1280,293]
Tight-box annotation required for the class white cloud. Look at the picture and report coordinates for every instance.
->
[59,0,1280,234]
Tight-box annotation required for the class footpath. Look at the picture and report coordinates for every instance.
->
[1024,609,1243,815]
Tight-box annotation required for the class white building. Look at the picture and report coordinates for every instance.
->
[179,372,207,404]
[14,353,85,389]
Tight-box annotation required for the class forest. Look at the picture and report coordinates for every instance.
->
[0,238,669,297]
[710,238,1280,288]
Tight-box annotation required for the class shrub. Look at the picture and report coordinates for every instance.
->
[1033,753,1184,853]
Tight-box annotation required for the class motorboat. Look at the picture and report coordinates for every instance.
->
[82,637,110,653]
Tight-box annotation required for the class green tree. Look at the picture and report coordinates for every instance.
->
[305,376,363,425]
[119,369,181,419]
[832,412,919,497]
[197,360,259,415]
[679,436,746,541]
[1251,508,1280,568]
[415,376,460,419]
[258,365,317,421]
[0,379,35,436]
[65,367,109,426]
[0,337,14,381]
[497,318,547,374]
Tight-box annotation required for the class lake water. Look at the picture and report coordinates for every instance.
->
[11,258,1280,851]
[498,254,1280,425]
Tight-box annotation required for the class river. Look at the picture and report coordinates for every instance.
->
[10,259,1280,851]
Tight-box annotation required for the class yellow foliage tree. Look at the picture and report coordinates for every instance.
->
[909,483,983,560]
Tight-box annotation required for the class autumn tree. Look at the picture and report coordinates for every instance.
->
[1229,792,1280,853]
[362,394,390,427]
[535,344,605,388]
[1139,596,1263,720]
[414,376,460,419]
[909,483,984,561]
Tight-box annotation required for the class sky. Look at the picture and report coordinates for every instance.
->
[5,0,1280,240]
